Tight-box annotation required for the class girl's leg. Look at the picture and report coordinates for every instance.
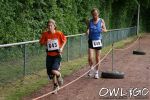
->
[95,50,101,71]
[53,75,58,86]
[88,48,95,76]
[52,70,61,77]
[88,48,94,67]
[52,75,59,94]
[95,50,101,79]
[52,70,63,86]
[52,55,63,86]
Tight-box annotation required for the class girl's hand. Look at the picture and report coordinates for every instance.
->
[102,29,108,32]
[59,48,63,53]
[86,29,89,35]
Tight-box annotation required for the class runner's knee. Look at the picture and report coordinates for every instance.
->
[52,70,60,76]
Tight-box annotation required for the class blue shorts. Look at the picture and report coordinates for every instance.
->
[46,55,62,79]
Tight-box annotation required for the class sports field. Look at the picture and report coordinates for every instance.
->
[23,34,150,100]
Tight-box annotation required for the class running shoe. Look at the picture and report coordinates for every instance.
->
[94,72,99,79]
[53,85,60,94]
[88,67,95,77]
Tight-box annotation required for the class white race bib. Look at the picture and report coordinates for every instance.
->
[47,39,59,51]
[92,40,102,47]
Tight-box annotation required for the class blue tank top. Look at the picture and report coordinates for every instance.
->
[89,18,102,40]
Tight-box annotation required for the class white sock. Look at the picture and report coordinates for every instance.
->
[95,70,99,74]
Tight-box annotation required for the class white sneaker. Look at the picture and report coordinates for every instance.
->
[88,67,95,77]
[94,73,99,79]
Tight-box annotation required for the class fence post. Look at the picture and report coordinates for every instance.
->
[67,38,69,61]
[136,4,140,35]
[23,44,26,77]
[80,35,82,57]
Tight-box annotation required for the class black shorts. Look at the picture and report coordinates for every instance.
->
[46,55,62,79]
[88,39,102,50]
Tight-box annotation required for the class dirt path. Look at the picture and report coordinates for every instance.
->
[24,34,150,100]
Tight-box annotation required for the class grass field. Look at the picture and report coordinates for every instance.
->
[0,36,137,100]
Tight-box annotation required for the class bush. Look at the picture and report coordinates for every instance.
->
[0,0,149,44]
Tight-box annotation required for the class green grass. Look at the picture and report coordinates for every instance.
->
[0,52,46,85]
[114,36,137,49]
[0,36,137,100]
[0,56,88,100]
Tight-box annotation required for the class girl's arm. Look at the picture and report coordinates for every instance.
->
[59,33,67,53]
[101,19,107,32]
[60,40,67,53]
[86,19,90,35]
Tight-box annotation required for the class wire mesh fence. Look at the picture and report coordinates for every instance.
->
[0,27,136,85]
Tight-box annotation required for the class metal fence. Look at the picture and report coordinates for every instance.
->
[0,27,136,85]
